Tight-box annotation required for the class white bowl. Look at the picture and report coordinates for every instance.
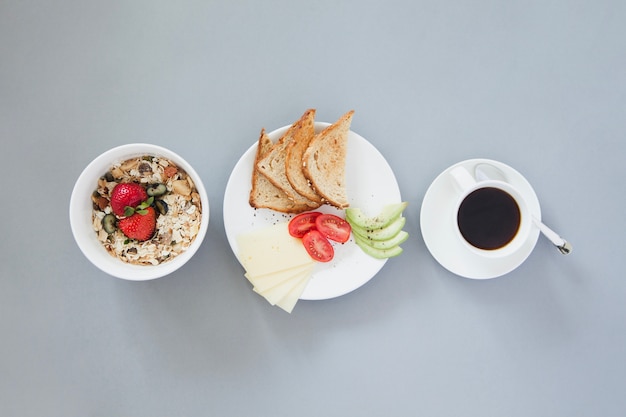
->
[69,143,210,280]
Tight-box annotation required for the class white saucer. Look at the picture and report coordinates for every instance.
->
[420,159,541,279]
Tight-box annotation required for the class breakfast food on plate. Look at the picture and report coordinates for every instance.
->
[256,109,322,210]
[91,155,202,265]
[249,129,313,213]
[302,110,354,209]
[250,109,353,213]
[345,202,409,259]
[241,109,406,312]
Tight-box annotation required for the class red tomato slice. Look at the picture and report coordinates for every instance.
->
[315,213,352,243]
[301,230,334,262]
[288,211,322,238]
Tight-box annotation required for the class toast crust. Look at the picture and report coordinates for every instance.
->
[249,129,313,213]
[302,110,353,209]
[285,109,323,204]
[256,111,321,209]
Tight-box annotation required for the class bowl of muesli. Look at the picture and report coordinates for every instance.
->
[70,143,209,280]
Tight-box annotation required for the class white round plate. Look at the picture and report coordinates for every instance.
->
[420,158,541,279]
[224,122,401,300]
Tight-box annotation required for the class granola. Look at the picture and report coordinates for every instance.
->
[92,155,202,266]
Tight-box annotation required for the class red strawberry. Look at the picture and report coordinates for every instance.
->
[118,206,156,241]
[110,183,148,217]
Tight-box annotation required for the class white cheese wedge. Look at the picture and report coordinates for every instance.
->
[246,263,314,293]
[237,223,314,277]
[237,222,317,313]
[275,273,312,313]
[254,270,310,305]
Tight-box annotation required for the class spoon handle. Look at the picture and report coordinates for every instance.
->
[533,217,572,255]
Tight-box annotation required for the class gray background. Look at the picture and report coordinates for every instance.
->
[1,1,625,416]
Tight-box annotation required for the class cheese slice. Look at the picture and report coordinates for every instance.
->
[237,223,313,277]
[254,270,310,305]
[246,263,314,293]
[275,273,312,313]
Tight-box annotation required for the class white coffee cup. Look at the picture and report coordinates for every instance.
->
[450,165,532,258]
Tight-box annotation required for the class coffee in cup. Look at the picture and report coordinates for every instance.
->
[450,165,531,258]
[457,186,521,250]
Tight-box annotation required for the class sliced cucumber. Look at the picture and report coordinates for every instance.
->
[345,202,408,230]
[354,230,409,250]
[350,216,406,241]
[353,233,404,259]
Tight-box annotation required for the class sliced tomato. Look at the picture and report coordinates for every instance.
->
[288,211,322,238]
[301,229,334,262]
[315,213,352,243]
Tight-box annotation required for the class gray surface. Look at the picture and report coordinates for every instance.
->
[1,1,625,416]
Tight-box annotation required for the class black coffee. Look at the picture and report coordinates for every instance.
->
[457,187,521,250]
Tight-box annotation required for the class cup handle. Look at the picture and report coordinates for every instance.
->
[474,163,508,183]
[450,166,477,192]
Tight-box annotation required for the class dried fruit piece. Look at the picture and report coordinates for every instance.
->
[138,162,152,174]
[91,192,109,211]
[163,165,178,178]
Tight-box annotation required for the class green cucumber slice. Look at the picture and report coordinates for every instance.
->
[345,202,408,230]
[354,230,409,250]
[353,233,404,259]
[350,216,406,241]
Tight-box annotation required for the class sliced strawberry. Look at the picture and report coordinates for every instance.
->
[118,206,156,241]
[110,183,148,217]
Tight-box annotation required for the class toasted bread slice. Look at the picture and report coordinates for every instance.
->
[256,112,322,209]
[302,110,353,209]
[285,109,323,204]
[249,129,313,213]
